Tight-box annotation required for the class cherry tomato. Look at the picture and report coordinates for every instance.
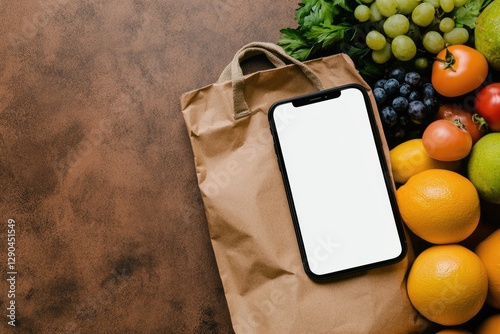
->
[434,104,487,144]
[422,119,473,161]
[475,83,500,131]
[432,45,489,97]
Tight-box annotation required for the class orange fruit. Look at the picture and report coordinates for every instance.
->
[390,139,461,184]
[407,244,488,326]
[475,229,500,309]
[396,169,480,244]
[436,330,472,334]
[476,314,500,334]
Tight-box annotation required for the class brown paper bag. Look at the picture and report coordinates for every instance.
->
[180,42,429,333]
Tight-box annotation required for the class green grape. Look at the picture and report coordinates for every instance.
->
[391,35,416,61]
[415,57,429,70]
[423,31,445,53]
[354,5,371,22]
[444,27,469,45]
[397,0,421,14]
[453,0,467,6]
[440,0,455,12]
[366,30,387,50]
[412,3,436,27]
[383,14,410,38]
[439,17,455,32]
[424,0,441,8]
[372,43,392,64]
[375,0,398,17]
[369,3,384,21]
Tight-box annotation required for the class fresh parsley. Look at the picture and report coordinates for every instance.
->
[278,0,385,80]
[454,0,494,28]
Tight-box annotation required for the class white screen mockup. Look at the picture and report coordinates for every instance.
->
[272,87,403,277]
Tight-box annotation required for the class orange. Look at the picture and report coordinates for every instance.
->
[476,314,500,334]
[436,330,472,334]
[390,139,461,184]
[475,229,500,309]
[407,244,488,326]
[396,169,480,244]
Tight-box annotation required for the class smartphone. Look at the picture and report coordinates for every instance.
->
[268,84,407,280]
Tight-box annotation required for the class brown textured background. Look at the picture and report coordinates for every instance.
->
[0,1,297,333]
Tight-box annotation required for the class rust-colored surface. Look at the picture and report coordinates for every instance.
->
[0,1,297,333]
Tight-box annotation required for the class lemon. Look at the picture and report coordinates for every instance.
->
[407,244,488,326]
[467,133,500,204]
[390,139,461,184]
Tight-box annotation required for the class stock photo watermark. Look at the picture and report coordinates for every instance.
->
[5,218,17,327]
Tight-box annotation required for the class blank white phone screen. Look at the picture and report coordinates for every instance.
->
[272,87,403,276]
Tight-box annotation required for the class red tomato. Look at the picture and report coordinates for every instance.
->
[432,45,489,97]
[434,104,487,144]
[422,119,473,161]
[475,83,500,131]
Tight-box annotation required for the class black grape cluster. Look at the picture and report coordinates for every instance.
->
[373,68,438,147]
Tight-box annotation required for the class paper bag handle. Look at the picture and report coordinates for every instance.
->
[219,42,325,119]
[218,49,287,82]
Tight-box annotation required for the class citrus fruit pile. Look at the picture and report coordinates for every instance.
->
[391,96,500,331]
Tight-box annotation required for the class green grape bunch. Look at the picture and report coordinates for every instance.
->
[358,0,474,66]
[278,0,493,82]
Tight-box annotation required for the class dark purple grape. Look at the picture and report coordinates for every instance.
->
[405,72,422,87]
[392,96,409,113]
[380,106,398,128]
[408,90,421,102]
[423,96,438,115]
[384,78,400,96]
[373,87,387,106]
[408,101,427,124]
[399,83,411,98]
[388,68,406,83]
[374,79,387,89]
[422,83,436,98]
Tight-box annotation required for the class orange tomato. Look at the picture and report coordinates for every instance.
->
[432,45,489,97]
[422,119,473,161]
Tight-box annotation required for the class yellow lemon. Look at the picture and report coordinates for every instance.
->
[390,139,461,184]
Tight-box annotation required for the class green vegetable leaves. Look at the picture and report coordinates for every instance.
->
[278,28,315,60]
[278,0,380,78]
[296,0,335,27]
[280,0,354,60]
[454,0,494,28]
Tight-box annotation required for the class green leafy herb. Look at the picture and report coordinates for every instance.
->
[278,0,492,82]
[454,0,494,29]
[278,0,380,79]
